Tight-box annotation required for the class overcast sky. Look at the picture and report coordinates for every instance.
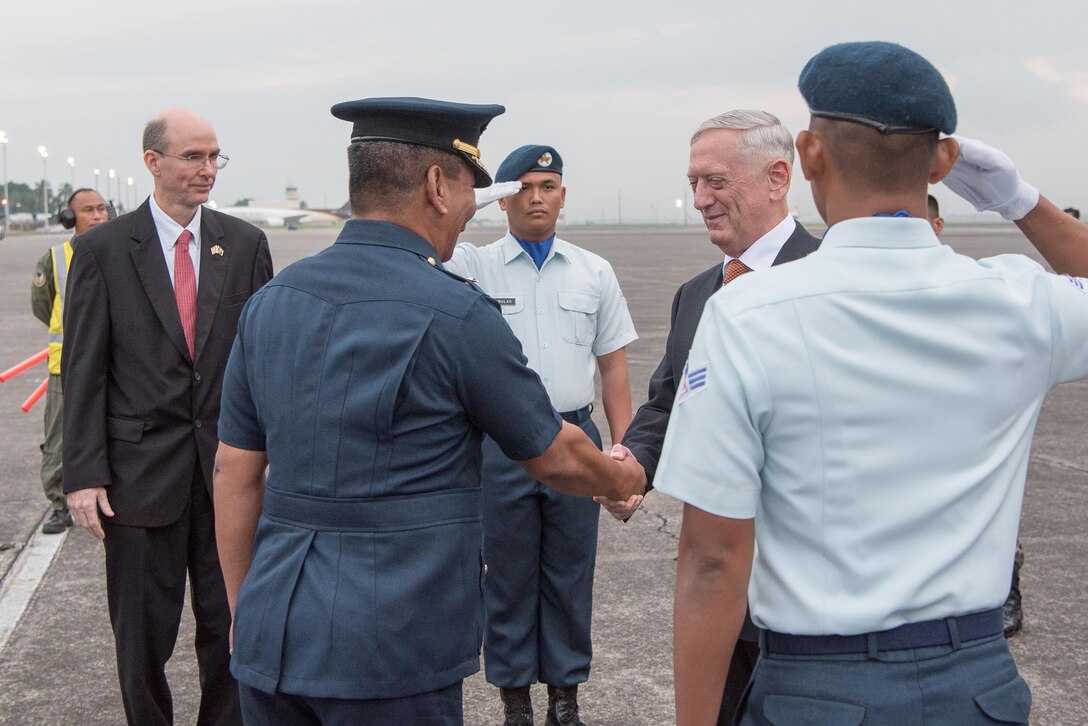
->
[3,0,1087,225]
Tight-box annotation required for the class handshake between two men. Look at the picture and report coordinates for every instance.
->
[518,419,647,504]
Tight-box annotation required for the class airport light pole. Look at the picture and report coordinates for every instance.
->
[108,169,115,208]
[0,131,9,238]
[127,176,133,209]
[94,168,100,194]
[38,146,49,230]
[67,157,75,188]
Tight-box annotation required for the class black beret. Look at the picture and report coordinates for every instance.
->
[330,97,505,187]
[495,145,563,183]
[799,41,956,135]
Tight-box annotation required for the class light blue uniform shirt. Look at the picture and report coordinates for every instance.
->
[656,216,1088,636]
[447,232,637,412]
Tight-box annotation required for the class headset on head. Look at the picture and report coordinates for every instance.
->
[58,188,115,229]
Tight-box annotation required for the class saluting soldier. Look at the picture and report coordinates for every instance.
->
[447,145,637,726]
[649,42,1088,724]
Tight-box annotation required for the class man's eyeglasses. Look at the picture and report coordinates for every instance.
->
[151,150,230,169]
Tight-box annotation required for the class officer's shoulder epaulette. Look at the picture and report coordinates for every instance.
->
[424,257,479,288]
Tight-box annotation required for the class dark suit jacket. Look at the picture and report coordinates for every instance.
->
[625,222,821,487]
[62,201,273,527]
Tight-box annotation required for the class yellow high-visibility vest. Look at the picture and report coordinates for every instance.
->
[47,241,73,375]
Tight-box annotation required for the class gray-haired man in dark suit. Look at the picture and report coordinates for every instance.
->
[597,109,820,725]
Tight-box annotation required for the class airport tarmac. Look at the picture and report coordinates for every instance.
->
[0,223,1086,725]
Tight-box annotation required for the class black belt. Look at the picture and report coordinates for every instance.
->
[560,404,593,425]
[760,607,1003,657]
[262,486,480,532]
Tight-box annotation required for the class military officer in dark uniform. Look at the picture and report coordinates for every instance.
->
[213,97,646,725]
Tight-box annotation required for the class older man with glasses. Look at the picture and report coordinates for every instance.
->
[63,107,273,725]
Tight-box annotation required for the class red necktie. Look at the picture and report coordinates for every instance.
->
[723,258,752,286]
[174,230,197,358]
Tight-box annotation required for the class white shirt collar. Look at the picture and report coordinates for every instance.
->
[726,214,797,273]
[149,193,202,249]
[821,216,939,250]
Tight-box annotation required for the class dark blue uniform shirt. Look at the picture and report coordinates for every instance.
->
[218,220,562,700]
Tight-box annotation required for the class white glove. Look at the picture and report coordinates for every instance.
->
[475,181,522,210]
[942,136,1040,221]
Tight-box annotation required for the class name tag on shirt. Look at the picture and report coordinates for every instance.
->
[493,296,518,306]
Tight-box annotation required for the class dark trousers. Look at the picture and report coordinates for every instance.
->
[40,373,65,509]
[102,466,240,725]
[738,634,1030,725]
[480,411,602,688]
[238,682,464,725]
[718,638,760,725]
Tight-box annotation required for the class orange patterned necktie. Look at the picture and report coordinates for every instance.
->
[174,230,197,358]
[723,258,752,286]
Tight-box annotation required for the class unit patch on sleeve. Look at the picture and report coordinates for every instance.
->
[1062,274,1087,292]
[676,359,710,404]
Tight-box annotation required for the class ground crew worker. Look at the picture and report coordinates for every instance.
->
[30,188,109,533]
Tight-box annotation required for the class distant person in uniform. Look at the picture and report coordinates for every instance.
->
[927,193,945,235]
[213,98,646,726]
[445,145,637,726]
[597,109,819,725]
[63,108,273,725]
[646,41,1088,724]
[30,188,109,534]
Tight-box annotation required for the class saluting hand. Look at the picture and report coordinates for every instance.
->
[66,487,115,540]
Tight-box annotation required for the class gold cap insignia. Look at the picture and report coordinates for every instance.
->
[537,152,553,167]
[453,139,490,173]
[452,138,480,161]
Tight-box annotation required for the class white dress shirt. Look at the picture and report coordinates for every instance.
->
[729,214,797,273]
[149,194,202,288]
[655,216,1088,635]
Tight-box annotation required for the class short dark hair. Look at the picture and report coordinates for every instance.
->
[927,194,940,220]
[143,118,168,153]
[813,118,939,195]
[67,187,97,209]
[347,141,466,214]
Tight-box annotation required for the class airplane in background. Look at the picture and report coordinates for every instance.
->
[209,204,345,230]
[208,185,349,230]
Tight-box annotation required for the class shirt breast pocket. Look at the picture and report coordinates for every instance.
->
[557,289,599,346]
